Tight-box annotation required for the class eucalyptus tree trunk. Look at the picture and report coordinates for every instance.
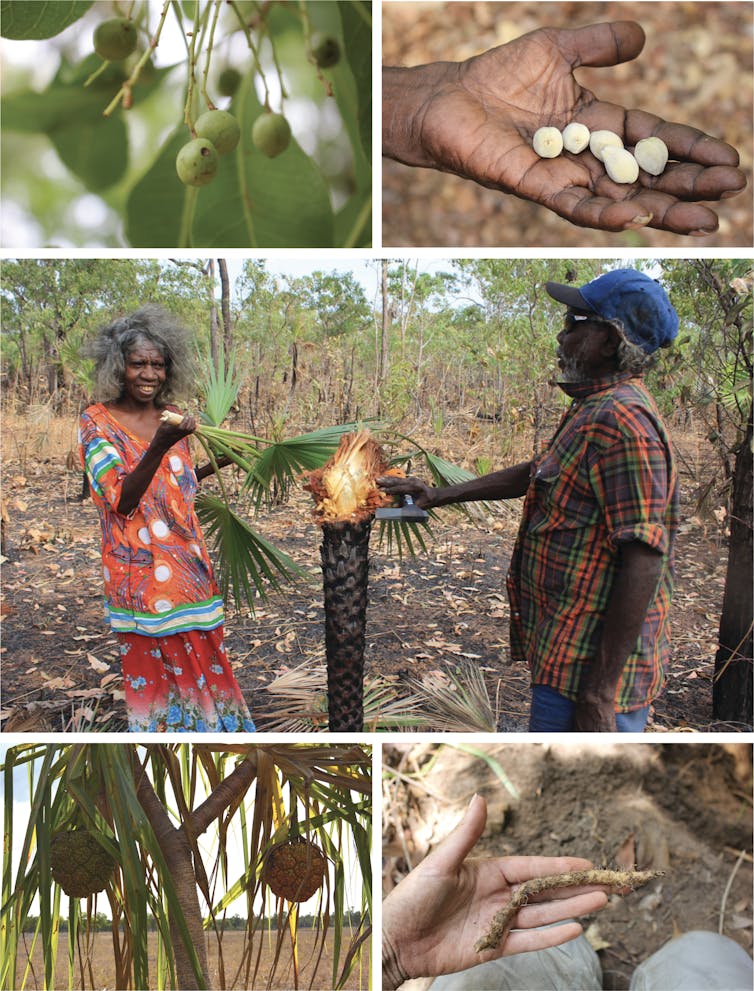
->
[320,519,371,732]
[714,405,753,725]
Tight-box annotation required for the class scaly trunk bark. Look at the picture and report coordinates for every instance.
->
[320,519,371,731]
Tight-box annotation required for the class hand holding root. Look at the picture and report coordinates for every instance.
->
[475,868,665,953]
[382,795,615,990]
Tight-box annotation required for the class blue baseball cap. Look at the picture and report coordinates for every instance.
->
[545,269,679,354]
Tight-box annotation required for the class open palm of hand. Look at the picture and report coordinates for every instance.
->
[414,22,745,235]
[382,795,609,987]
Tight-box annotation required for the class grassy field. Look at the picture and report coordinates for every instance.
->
[13,928,370,990]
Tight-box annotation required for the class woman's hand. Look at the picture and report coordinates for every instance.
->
[116,412,196,516]
[383,21,746,236]
[382,795,609,990]
[153,411,197,453]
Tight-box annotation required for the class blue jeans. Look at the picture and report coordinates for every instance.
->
[529,684,650,732]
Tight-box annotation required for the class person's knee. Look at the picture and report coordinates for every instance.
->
[629,931,753,991]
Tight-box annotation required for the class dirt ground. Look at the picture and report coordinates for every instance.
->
[382,742,753,990]
[382,1,754,249]
[0,431,742,733]
[14,926,369,991]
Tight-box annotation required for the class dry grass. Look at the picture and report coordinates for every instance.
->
[14,927,369,990]
[1,410,80,468]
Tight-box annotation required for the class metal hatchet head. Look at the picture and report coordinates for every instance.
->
[375,493,429,522]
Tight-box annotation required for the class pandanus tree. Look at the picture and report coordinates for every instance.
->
[1,742,371,991]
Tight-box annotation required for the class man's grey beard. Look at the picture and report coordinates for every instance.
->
[557,354,591,383]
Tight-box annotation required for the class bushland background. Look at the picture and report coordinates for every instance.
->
[0,256,751,732]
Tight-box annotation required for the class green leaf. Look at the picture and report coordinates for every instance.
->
[0,54,140,190]
[338,1,372,160]
[246,422,367,508]
[124,129,186,246]
[424,452,478,487]
[126,69,335,248]
[49,113,128,192]
[196,346,243,426]
[0,0,92,39]
[196,494,311,614]
[335,193,371,249]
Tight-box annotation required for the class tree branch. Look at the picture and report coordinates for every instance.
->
[189,752,259,837]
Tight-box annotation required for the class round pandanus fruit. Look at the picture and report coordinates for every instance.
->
[305,431,402,731]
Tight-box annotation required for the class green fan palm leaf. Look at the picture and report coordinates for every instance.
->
[196,345,244,427]
[196,493,312,614]
[244,422,375,508]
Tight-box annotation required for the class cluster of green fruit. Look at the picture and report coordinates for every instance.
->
[92,15,341,189]
[175,108,295,187]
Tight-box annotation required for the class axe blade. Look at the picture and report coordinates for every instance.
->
[375,494,428,522]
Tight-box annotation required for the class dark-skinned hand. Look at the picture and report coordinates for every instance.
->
[383,21,746,236]
[152,412,196,453]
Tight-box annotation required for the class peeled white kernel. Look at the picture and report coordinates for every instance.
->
[532,126,563,158]
[634,136,669,176]
[603,147,640,184]
[561,122,590,153]
[589,129,623,163]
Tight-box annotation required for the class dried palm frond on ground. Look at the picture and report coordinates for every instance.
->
[256,657,426,733]
[407,662,498,733]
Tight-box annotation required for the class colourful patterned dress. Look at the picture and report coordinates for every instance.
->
[79,403,255,732]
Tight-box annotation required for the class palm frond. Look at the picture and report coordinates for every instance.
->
[374,516,433,559]
[407,661,498,732]
[196,493,312,614]
[246,422,374,509]
[423,451,478,488]
[195,344,243,427]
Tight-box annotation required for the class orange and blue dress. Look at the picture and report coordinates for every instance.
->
[79,403,255,732]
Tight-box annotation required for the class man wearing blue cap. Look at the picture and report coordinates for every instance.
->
[379,269,679,732]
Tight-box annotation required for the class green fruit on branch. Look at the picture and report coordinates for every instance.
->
[263,837,327,902]
[310,32,341,68]
[252,113,291,158]
[93,18,138,61]
[194,110,240,156]
[176,138,219,187]
[50,829,118,898]
[218,67,242,97]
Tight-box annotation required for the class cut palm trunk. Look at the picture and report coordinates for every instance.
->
[320,519,372,731]
[306,431,400,732]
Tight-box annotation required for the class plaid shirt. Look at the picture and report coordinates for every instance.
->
[507,373,678,711]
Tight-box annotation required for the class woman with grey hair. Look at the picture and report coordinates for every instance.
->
[78,304,255,732]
